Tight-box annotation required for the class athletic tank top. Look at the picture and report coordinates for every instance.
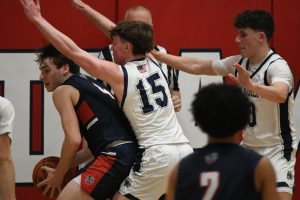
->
[236,54,295,157]
[121,57,189,148]
[176,143,262,200]
[63,73,136,155]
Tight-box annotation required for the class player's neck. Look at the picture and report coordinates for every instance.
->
[249,46,270,65]
[208,135,237,144]
[127,53,146,63]
[63,73,73,82]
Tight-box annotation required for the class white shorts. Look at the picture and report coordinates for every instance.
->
[119,143,193,200]
[244,143,297,194]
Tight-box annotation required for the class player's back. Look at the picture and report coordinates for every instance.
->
[121,57,189,148]
[176,143,262,200]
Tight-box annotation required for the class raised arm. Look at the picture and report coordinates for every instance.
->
[71,0,116,38]
[151,50,216,75]
[20,0,124,100]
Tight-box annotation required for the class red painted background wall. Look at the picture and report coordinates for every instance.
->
[1,0,299,199]
[2,0,300,86]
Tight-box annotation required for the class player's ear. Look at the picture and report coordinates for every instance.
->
[62,64,70,75]
[258,31,266,41]
[125,42,133,53]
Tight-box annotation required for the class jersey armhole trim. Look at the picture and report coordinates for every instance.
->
[120,66,128,109]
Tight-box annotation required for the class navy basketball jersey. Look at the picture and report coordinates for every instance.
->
[63,73,136,156]
[176,143,262,200]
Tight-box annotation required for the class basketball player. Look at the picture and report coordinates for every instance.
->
[167,83,280,200]
[71,1,182,112]
[20,0,193,199]
[0,97,16,200]
[32,44,137,199]
[152,9,296,200]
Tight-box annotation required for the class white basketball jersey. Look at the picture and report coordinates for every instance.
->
[154,45,168,78]
[121,57,189,148]
[99,44,179,91]
[212,50,296,148]
[238,53,296,147]
[0,96,15,139]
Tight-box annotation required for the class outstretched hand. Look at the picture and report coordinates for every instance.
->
[20,0,42,22]
[150,49,160,59]
[228,62,255,91]
[71,0,86,10]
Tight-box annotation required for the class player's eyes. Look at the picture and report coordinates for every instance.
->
[42,70,50,74]
[240,33,247,37]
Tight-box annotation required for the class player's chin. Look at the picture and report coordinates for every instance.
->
[239,49,249,58]
[45,85,54,92]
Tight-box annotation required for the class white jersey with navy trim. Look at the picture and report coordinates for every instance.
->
[154,45,179,91]
[99,44,180,91]
[0,96,15,140]
[98,44,113,61]
[121,57,189,148]
[153,45,168,76]
[212,50,296,148]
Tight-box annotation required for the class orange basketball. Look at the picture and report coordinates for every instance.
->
[32,156,75,198]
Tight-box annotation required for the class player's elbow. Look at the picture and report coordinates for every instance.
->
[277,91,289,103]
[65,134,82,151]
[278,95,288,103]
[71,137,83,151]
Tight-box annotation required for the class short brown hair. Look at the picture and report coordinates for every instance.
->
[111,21,154,55]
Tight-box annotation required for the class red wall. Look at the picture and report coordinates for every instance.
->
[273,0,300,88]
[3,0,299,81]
[1,0,299,199]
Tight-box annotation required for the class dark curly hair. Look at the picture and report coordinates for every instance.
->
[35,44,79,74]
[192,84,250,138]
[234,9,274,42]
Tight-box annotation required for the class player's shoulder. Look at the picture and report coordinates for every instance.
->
[0,96,9,105]
[269,53,288,66]
[0,97,14,119]
[0,97,12,111]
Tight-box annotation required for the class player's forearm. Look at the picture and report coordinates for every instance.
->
[152,51,214,75]
[57,116,82,176]
[56,140,80,178]
[0,160,16,200]
[76,3,116,38]
[33,17,82,59]
[249,82,289,103]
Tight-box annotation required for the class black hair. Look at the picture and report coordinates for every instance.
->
[234,9,274,42]
[111,20,154,55]
[192,84,250,138]
[35,44,80,74]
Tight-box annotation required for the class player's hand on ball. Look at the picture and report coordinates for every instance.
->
[37,165,62,198]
